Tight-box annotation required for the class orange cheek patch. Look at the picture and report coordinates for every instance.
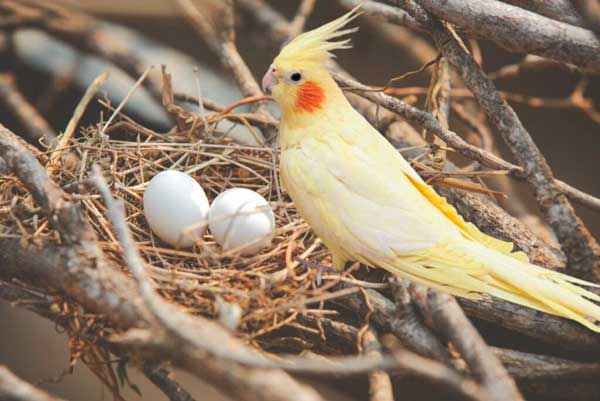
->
[295,81,325,113]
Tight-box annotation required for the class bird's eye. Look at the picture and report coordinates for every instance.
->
[286,71,303,84]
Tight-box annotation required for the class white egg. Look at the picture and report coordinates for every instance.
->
[143,170,209,248]
[209,188,275,256]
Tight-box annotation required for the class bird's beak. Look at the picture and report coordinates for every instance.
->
[262,66,278,94]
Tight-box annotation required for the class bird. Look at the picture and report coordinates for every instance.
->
[261,8,600,332]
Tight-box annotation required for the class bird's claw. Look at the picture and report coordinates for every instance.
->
[294,257,334,286]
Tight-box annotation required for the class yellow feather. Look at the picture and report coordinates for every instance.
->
[269,10,600,332]
[276,6,360,67]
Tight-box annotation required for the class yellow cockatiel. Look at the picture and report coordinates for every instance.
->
[261,9,600,331]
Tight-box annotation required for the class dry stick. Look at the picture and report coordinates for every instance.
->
[422,56,450,169]
[175,0,274,144]
[500,0,588,28]
[383,340,493,401]
[361,328,394,401]
[286,0,317,39]
[0,73,57,144]
[0,365,68,401]
[410,286,524,401]
[100,68,151,136]
[339,0,425,32]
[0,283,197,401]
[234,0,290,43]
[48,71,108,171]
[350,273,600,353]
[572,0,600,33]
[407,1,600,280]
[336,283,453,362]
[175,0,273,119]
[141,363,198,401]
[493,347,600,381]
[396,0,600,72]
[0,124,97,245]
[489,54,600,80]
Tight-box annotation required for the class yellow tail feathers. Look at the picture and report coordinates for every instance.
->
[384,240,600,332]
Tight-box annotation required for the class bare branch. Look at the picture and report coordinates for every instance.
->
[412,0,600,72]
[0,366,68,401]
[339,0,425,32]
[141,363,198,401]
[493,347,600,380]
[0,74,57,145]
[286,0,317,39]
[410,286,524,401]
[361,328,394,401]
[501,0,587,28]
[0,124,97,245]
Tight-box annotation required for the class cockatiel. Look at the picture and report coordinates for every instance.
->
[261,9,600,331]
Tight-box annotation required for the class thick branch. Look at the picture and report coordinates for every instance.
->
[0,124,96,246]
[501,0,587,28]
[411,0,600,72]
[410,287,524,401]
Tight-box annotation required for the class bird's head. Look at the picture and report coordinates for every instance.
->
[262,7,359,121]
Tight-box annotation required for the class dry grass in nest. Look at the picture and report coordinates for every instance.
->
[0,125,381,346]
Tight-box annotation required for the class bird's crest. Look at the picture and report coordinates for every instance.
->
[276,6,360,66]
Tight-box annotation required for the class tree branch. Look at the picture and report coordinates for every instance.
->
[0,366,68,401]
[141,363,198,401]
[0,74,57,145]
[410,286,524,401]
[501,0,587,28]
[406,0,600,72]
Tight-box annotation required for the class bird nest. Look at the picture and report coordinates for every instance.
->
[0,124,381,346]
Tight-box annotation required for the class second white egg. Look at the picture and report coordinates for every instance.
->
[208,188,275,256]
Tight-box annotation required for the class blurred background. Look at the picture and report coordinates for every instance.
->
[1,0,599,400]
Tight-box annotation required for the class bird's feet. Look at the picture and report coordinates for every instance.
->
[294,257,334,286]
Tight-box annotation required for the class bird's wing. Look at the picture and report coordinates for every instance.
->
[341,120,529,262]
[282,122,527,268]
[281,136,455,264]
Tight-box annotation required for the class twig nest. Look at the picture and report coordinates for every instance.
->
[143,170,209,248]
[209,188,275,256]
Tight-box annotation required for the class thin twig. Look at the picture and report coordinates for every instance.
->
[48,71,108,171]
[142,363,198,401]
[286,0,317,39]
[100,67,151,136]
